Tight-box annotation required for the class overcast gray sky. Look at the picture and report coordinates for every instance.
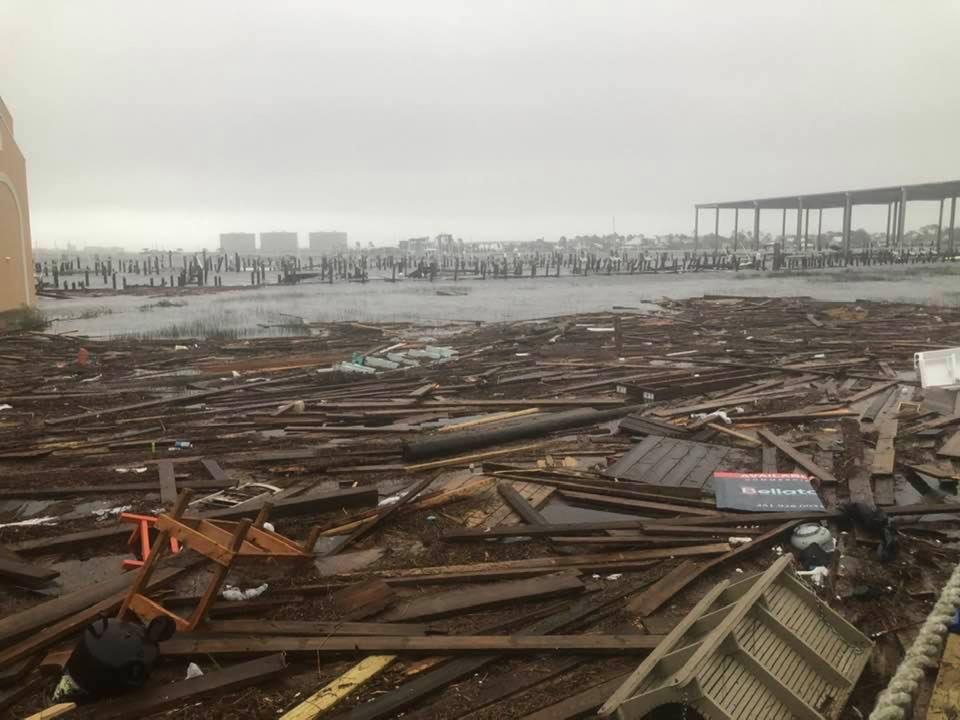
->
[1,0,957,250]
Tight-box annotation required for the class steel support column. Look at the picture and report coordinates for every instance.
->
[780,208,786,251]
[842,193,852,254]
[885,202,892,247]
[693,207,699,254]
[733,208,739,252]
[816,208,823,251]
[937,198,944,254]
[715,207,720,253]
[898,187,907,249]
[803,207,810,252]
[950,197,957,256]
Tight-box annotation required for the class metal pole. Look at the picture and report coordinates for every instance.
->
[898,187,907,249]
[885,202,892,247]
[803,207,810,252]
[937,198,944,255]
[733,208,739,253]
[781,208,787,251]
[950,197,957,256]
[842,194,852,255]
[715,208,720,253]
[753,203,760,252]
[795,198,803,253]
[693,207,699,254]
[816,208,823,251]
[891,200,900,250]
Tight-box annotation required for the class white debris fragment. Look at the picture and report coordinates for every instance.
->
[728,537,753,546]
[605,573,623,581]
[797,566,830,587]
[92,505,132,521]
[0,516,58,529]
[185,662,204,679]
[174,345,189,351]
[0,404,11,411]
[221,583,269,601]
[232,370,241,378]
[735,568,744,573]
[262,522,275,533]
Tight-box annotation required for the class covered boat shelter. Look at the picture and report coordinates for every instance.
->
[694,180,960,255]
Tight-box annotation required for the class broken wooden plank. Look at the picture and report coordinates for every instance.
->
[861,386,896,422]
[0,555,58,589]
[330,579,395,620]
[200,458,227,483]
[557,489,720,517]
[160,634,663,656]
[381,573,585,622]
[938,430,960,459]
[158,459,177,507]
[279,655,394,720]
[200,620,434,637]
[497,482,547,525]
[927,633,960,720]
[519,672,630,720]
[757,428,838,484]
[872,418,898,476]
[93,653,288,720]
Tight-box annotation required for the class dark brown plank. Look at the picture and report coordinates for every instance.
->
[872,419,898,476]
[757,428,838,484]
[93,654,288,719]
[642,440,691,485]
[658,442,710,487]
[680,445,730,492]
[497,482,547,524]
[519,672,629,720]
[158,459,177,507]
[761,445,778,472]
[382,573,585,622]
[200,458,227,482]
[557,490,719,517]
[0,556,58,589]
[198,620,432,636]
[160,634,663,656]
[861,387,896,422]
[601,435,662,479]
[939,431,960,459]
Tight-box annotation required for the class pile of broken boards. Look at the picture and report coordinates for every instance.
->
[1,296,960,718]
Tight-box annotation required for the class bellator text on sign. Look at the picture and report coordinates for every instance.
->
[712,472,825,512]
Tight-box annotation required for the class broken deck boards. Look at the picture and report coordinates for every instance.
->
[158,459,177,506]
[602,435,730,490]
[927,633,960,720]
[757,428,838,484]
[381,572,585,622]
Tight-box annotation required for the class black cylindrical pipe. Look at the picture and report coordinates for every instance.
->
[402,405,642,462]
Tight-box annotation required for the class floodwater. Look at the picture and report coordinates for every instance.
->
[40,263,960,339]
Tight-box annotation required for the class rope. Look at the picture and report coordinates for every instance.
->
[869,561,960,720]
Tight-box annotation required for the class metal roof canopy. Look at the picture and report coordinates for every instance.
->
[697,179,960,210]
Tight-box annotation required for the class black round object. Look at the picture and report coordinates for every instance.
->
[65,615,173,699]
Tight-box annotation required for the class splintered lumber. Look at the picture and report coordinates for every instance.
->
[927,633,960,720]
[0,565,188,670]
[842,417,874,506]
[381,573,585,622]
[201,458,228,482]
[0,555,58,589]
[160,634,662,656]
[757,428,838,484]
[200,620,434,637]
[280,655,395,720]
[346,581,652,720]
[557,489,721,517]
[443,521,647,540]
[861,386,896,422]
[367,543,729,579]
[625,520,800,616]
[497,482,547,524]
[519,672,629,720]
[439,408,541,432]
[330,579,395,620]
[844,379,899,405]
[158,459,177,506]
[8,486,377,556]
[938,430,960,459]
[402,406,636,462]
[323,475,434,556]
[873,418,898,476]
[404,443,549,471]
[91,654,288,720]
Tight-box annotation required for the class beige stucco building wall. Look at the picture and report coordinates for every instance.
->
[0,96,35,312]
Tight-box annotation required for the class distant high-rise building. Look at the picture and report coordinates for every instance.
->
[308,231,348,255]
[0,96,35,312]
[219,232,256,253]
[259,231,298,254]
